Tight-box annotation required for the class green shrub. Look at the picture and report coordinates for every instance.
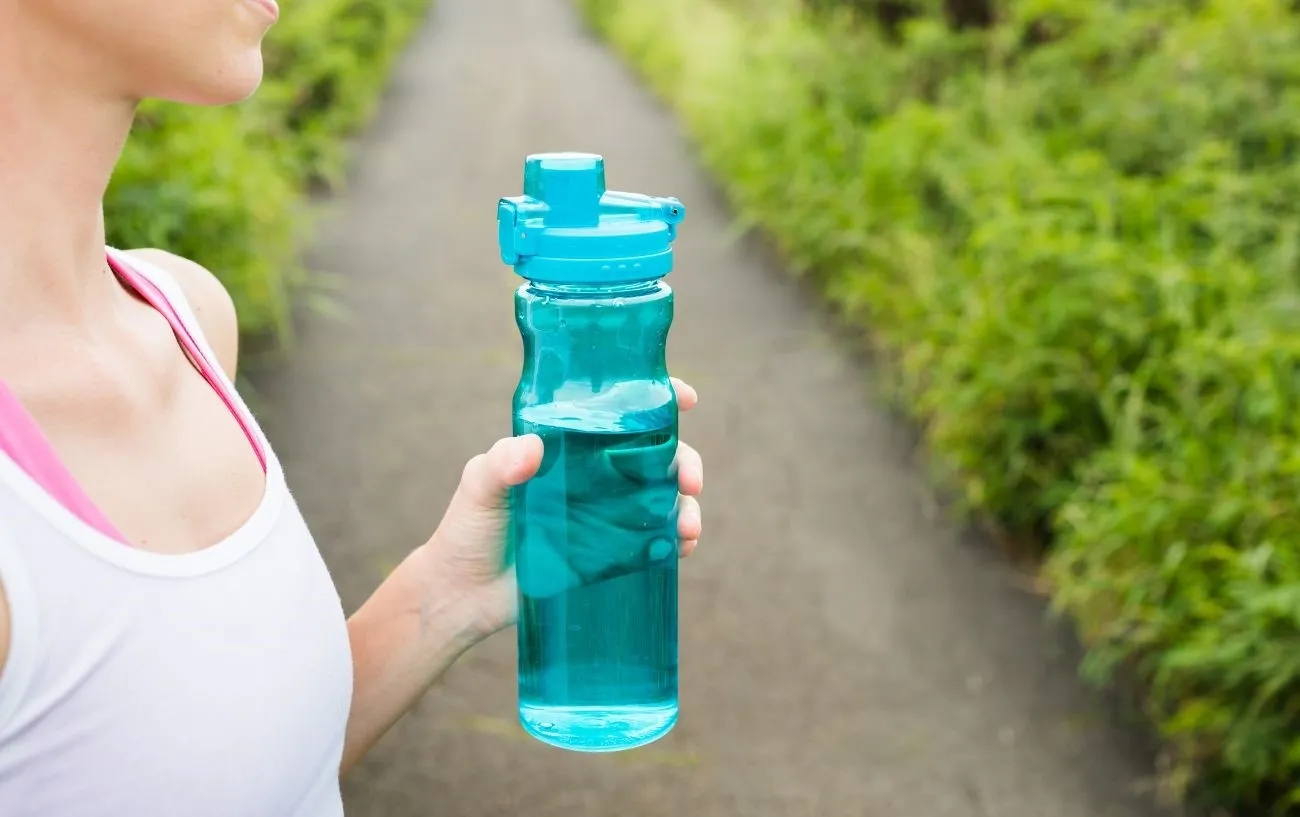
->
[105,0,433,343]
[582,0,1300,810]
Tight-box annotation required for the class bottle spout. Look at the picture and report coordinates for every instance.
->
[657,197,686,226]
[598,191,685,229]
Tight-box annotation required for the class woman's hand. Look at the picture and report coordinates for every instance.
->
[420,378,703,641]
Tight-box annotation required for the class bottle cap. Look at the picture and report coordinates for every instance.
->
[497,152,686,284]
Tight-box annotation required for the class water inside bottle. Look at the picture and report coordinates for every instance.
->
[512,397,679,752]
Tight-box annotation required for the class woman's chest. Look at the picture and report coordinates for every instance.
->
[33,350,267,553]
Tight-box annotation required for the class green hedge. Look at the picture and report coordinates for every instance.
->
[580,0,1300,811]
[105,0,431,342]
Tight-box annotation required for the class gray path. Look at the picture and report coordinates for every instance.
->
[247,1,1185,814]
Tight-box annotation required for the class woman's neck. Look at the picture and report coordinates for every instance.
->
[0,6,139,329]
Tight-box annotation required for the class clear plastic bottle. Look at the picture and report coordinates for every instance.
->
[497,152,687,752]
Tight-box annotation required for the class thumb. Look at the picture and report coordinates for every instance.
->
[451,434,545,513]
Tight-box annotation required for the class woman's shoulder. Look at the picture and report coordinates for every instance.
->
[118,249,240,381]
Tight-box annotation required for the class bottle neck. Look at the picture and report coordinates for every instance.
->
[515,277,673,405]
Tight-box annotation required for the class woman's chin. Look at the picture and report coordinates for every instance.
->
[158,54,265,107]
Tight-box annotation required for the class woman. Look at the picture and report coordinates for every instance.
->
[0,1,705,814]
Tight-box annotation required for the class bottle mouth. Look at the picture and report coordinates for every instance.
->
[525,280,665,296]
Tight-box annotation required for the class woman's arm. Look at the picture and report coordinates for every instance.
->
[343,553,469,767]
[339,541,485,773]
[338,435,541,773]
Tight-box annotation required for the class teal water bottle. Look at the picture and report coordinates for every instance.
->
[498,152,687,752]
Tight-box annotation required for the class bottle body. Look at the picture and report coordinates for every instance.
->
[511,279,679,752]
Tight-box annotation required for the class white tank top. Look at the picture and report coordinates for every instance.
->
[0,252,353,816]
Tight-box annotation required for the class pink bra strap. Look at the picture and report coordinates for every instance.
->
[107,253,267,471]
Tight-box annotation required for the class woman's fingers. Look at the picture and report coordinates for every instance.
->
[669,379,701,558]
[677,494,701,556]
[675,441,703,497]
[671,377,698,412]
[453,434,544,512]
